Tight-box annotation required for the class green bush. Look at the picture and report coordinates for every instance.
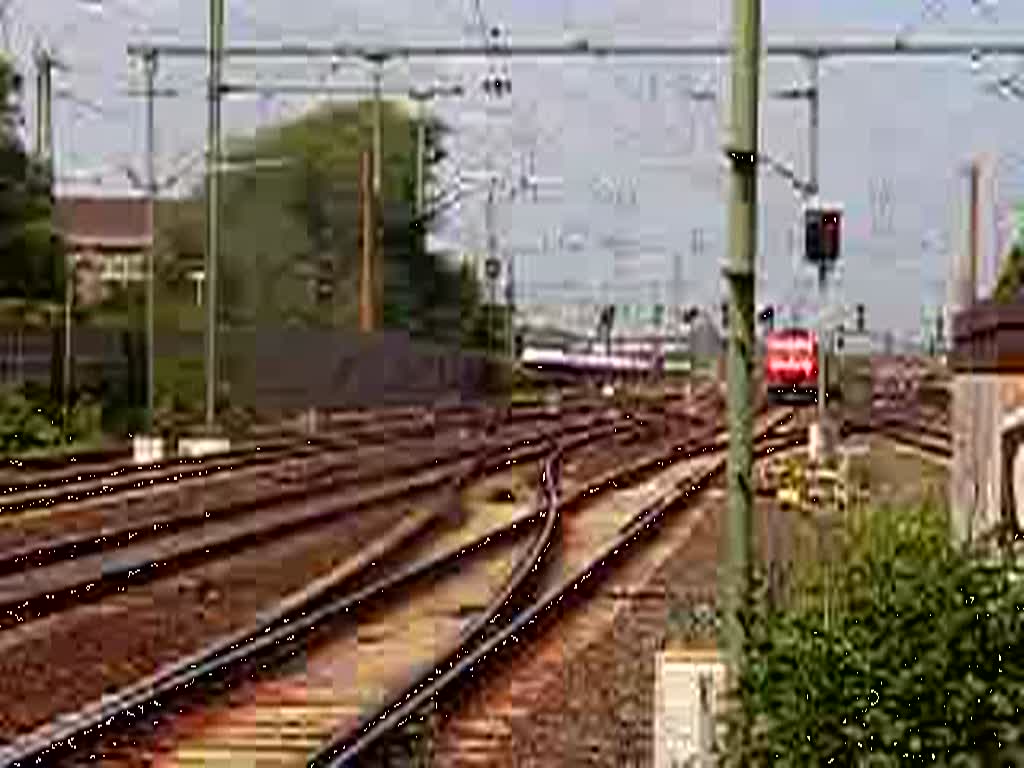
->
[0,386,60,453]
[480,358,515,398]
[788,498,952,618]
[66,394,103,445]
[720,503,1024,766]
[0,384,104,455]
[154,355,204,420]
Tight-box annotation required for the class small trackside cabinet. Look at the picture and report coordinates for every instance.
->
[655,649,727,767]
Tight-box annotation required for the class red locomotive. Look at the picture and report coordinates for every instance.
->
[764,328,819,405]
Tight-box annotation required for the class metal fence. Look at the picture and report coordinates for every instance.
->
[0,328,52,387]
[0,325,494,412]
[219,328,493,411]
[0,326,134,393]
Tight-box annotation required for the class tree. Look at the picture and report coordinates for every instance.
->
[992,242,1024,303]
[162,98,496,348]
[720,501,1024,766]
[0,56,64,306]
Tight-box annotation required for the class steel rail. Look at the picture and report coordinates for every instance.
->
[326,412,801,764]
[0,431,587,765]
[0,414,641,631]
[0,398,719,764]
[0,408,620,578]
[0,397,605,508]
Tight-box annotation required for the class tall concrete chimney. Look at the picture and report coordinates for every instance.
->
[969,158,980,306]
[953,158,982,316]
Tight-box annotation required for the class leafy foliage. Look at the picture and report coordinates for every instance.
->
[156,99,496,349]
[0,383,102,454]
[153,354,205,429]
[993,243,1024,303]
[130,100,506,420]
[0,57,64,304]
[720,502,1024,766]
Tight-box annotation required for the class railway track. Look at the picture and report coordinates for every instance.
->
[869,422,952,463]
[0,387,721,577]
[424,436,804,766]
[332,410,803,765]
[0,400,714,731]
[861,379,953,463]
[0,388,724,754]
[869,413,950,444]
[866,366,951,462]
[0,396,627,515]
[0,385,706,502]
[841,406,951,463]
[0,406,668,632]
[0,406,432,493]
[0,402,793,766]
[0,388,599,479]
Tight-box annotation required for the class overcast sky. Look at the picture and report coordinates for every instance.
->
[4,0,1023,338]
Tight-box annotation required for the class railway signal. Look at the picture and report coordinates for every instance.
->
[315,274,333,303]
[314,255,334,304]
[855,303,866,333]
[596,304,616,354]
[760,305,775,331]
[482,73,512,96]
[485,256,501,282]
[805,206,842,266]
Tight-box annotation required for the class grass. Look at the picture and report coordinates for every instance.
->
[509,389,547,405]
[776,436,951,616]
[847,435,948,508]
[14,435,114,458]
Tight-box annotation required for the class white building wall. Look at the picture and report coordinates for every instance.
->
[952,373,1011,547]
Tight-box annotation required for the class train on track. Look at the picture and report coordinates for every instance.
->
[763,327,819,405]
[520,326,836,409]
[519,346,657,379]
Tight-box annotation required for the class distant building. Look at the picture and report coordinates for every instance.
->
[55,196,152,305]
[687,311,724,361]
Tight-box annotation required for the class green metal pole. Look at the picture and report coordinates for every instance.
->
[143,50,158,435]
[372,66,382,198]
[371,66,383,328]
[35,50,53,169]
[505,252,515,361]
[722,0,761,708]
[36,50,69,433]
[204,0,224,430]
[807,56,831,463]
[486,179,497,359]
[414,102,426,220]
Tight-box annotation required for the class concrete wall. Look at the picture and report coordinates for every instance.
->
[950,301,1024,549]
[223,329,492,411]
[997,378,1024,542]
[951,375,999,545]
[951,372,1024,548]
[0,326,493,413]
